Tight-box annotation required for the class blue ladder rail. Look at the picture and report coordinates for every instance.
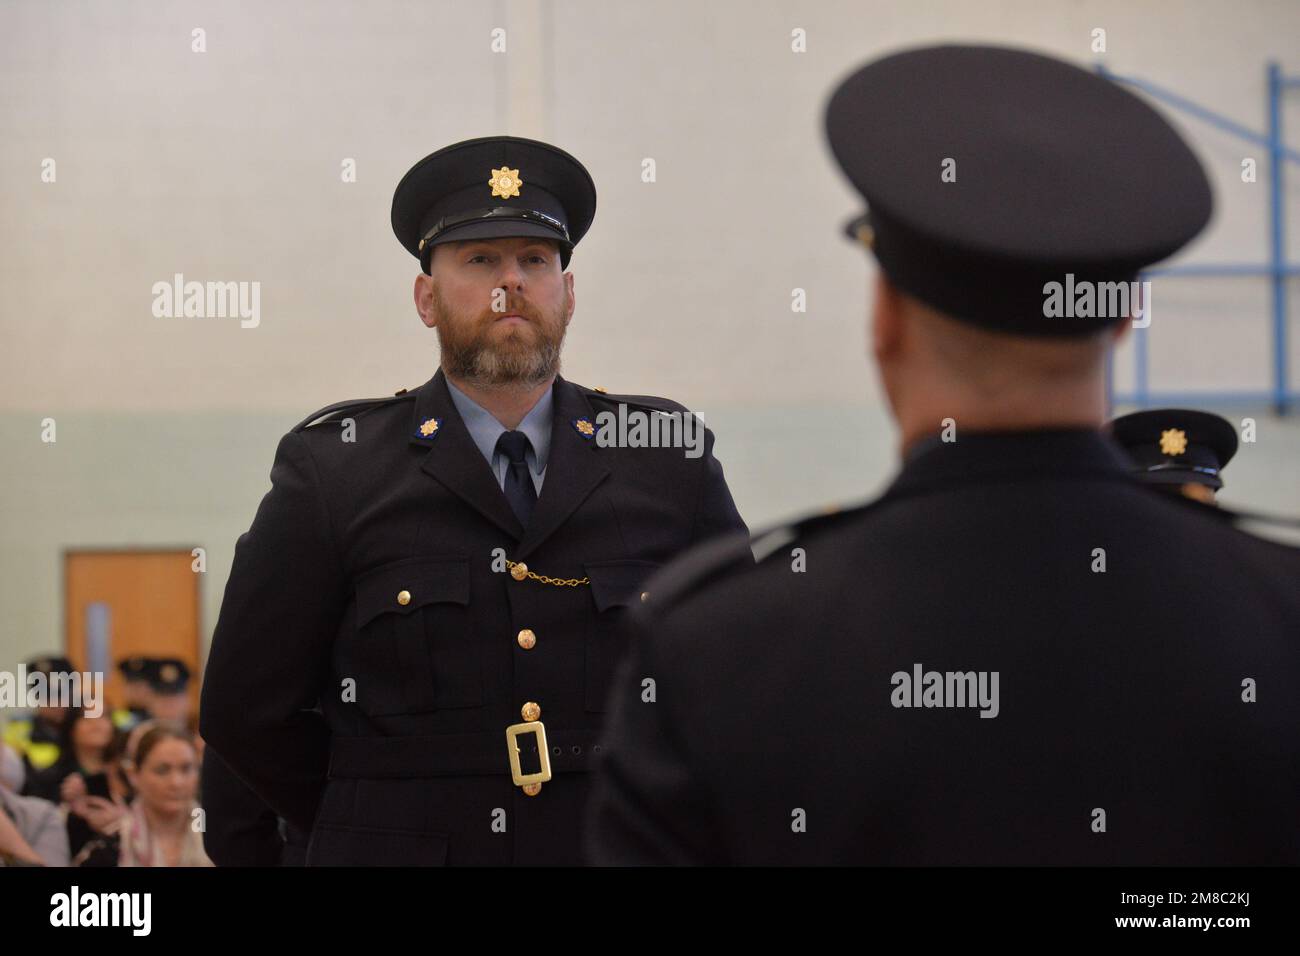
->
[1097,63,1299,414]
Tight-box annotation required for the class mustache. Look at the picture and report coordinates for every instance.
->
[481,299,542,322]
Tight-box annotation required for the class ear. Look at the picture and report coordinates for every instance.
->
[563,270,575,327]
[872,273,904,360]
[414,273,436,329]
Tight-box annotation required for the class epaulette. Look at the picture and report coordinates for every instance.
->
[638,531,754,614]
[645,502,872,613]
[1218,504,1300,548]
[291,389,417,433]
[749,501,874,562]
[573,383,689,415]
[1219,505,1300,530]
[1150,491,1300,533]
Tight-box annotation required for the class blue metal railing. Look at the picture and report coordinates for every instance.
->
[1098,62,1299,414]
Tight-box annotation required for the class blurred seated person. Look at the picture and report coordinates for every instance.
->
[118,723,212,867]
[51,713,132,859]
[0,724,69,867]
[68,719,158,867]
[24,708,119,803]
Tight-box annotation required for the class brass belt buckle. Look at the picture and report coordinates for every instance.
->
[505,720,553,788]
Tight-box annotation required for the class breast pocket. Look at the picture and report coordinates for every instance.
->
[352,556,480,715]
[583,559,660,713]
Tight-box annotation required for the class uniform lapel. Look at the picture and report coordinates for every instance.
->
[514,375,610,561]
[410,368,525,541]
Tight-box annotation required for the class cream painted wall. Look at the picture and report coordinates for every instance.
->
[2,0,1298,668]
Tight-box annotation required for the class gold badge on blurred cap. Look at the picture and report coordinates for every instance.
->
[1159,428,1187,456]
[489,167,522,199]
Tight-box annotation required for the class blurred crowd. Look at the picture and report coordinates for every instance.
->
[0,654,212,867]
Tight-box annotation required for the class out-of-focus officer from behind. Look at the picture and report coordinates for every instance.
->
[587,45,1300,865]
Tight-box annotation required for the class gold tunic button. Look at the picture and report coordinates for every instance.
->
[522,782,542,796]
[520,701,541,721]
[640,591,649,602]
[397,590,411,606]
[517,628,537,649]
[510,562,528,581]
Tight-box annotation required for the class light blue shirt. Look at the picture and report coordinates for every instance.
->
[445,378,552,495]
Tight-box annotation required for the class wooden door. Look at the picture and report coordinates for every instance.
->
[63,550,201,717]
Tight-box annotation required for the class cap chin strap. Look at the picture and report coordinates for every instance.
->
[1142,462,1220,478]
[418,206,570,251]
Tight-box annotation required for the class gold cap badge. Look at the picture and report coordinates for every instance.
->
[489,166,522,199]
[1159,428,1187,456]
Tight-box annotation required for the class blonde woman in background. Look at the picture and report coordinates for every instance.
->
[117,722,211,867]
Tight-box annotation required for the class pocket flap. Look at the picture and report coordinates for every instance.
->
[584,559,661,612]
[355,556,470,627]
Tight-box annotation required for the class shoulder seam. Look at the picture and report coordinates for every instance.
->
[292,393,415,433]
[573,383,688,412]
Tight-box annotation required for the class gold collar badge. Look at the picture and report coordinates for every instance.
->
[416,417,442,440]
[1159,428,1187,456]
[489,166,522,199]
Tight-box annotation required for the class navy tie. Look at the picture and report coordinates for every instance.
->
[495,430,537,528]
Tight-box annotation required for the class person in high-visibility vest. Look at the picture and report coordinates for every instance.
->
[4,656,76,785]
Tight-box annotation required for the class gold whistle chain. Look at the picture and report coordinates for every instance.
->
[505,559,589,587]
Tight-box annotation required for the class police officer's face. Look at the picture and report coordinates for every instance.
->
[417,236,575,387]
[123,681,148,708]
[149,692,190,723]
[1180,483,1217,505]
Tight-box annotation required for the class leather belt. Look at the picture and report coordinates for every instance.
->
[327,729,605,780]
